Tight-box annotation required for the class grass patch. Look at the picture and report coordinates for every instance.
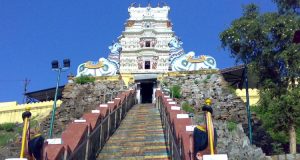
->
[0,131,16,146]
[182,102,194,113]
[75,75,95,84]
[0,123,15,132]
[0,118,40,147]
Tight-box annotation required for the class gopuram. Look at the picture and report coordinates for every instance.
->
[76,4,217,103]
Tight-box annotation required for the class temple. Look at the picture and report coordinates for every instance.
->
[76,4,217,78]
[76,4,218,103]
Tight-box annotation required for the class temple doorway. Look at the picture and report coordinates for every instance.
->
[140,82,153,103]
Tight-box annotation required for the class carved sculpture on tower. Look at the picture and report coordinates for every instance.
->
[168,36,217,71]
[76,42,122,77]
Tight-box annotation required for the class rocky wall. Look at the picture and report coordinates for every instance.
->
[160,72,272,159]
[40,79,125,138]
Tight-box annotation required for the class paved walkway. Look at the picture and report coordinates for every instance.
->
[97,104,170,160]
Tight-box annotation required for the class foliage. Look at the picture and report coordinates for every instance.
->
[203,79,208,84]
[206,74,212,80]
[170,85,181,98]
[273,0,300,14]
[0,123,16,132]
[220,2,300,152]
[182,102,194,113]
[271,142,284,154]
[194,80,199,84]
[0,132,15,146]
[227,121,237,132]
[75,75,96,84]
[225,85,237,95]
[161,80,168,86]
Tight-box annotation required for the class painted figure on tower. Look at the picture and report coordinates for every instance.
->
[76,42,122,77]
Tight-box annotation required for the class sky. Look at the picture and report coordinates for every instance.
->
[0,0,277,103]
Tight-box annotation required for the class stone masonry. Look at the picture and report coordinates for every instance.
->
[40,79,125,138]
[160,71,270,160]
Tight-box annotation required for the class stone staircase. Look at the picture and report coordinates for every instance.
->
[97,104,170,160]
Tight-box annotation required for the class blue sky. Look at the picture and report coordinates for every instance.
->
[0,0,277,103]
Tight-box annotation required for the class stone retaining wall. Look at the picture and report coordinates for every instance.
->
[266,154,300,160]
[40,80,125,137]
[159,72,270,159]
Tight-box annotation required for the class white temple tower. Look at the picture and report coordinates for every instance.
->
[119,5,174,74]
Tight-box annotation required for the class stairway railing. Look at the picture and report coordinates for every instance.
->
[43,89,136,160]
[67,92,135,160]
[156,89,194,160]
[157,95,182,159]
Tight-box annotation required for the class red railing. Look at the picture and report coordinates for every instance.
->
[43,89,136,160]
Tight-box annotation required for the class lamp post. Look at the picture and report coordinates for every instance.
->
[244,55,253,144]
[49,59,70,138]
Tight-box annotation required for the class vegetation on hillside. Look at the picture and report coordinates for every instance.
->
[75,75,96,84]
[220,1,300,153]
[0,117,40,147]
[170,85,181,98]
[182,101,194,113]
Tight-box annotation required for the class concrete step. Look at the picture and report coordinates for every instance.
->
[97,104,170,160]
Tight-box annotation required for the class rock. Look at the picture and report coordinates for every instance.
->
[160,73,269,159]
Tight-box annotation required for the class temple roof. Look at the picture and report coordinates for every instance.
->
[128,5,170,21]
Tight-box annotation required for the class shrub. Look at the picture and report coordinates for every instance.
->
[206,74,212,80]
[194,80,199,84]
[170,85,181,98]
[227,121,237,132]
[225,85,236,95]
[75,75,95,84]
[182,102,194,113]
[0,132,15,146]
[0,123,15,132]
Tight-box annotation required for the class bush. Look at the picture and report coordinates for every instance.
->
[0,132,15,146]
[0,123,15,132]
[75,75,95,84]
[206,74,212,80]
[194,80,199,84]
[170,85,181,98]
[182,102,194,113]
[227,121,237,132]
[225,85,236,95]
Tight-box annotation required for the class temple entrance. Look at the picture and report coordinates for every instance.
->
[140,82,153,103]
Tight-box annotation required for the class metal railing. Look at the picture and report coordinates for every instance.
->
[157,96,183,160]
[65,92,136,160]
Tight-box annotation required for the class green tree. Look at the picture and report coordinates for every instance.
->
[220,3,300,153]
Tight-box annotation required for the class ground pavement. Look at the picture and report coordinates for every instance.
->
[97,104,170,160]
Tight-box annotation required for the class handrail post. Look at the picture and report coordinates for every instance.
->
[206,112,214,155]
[20,117,29,158]
[20,107,31,158]
[85,126,90,160]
